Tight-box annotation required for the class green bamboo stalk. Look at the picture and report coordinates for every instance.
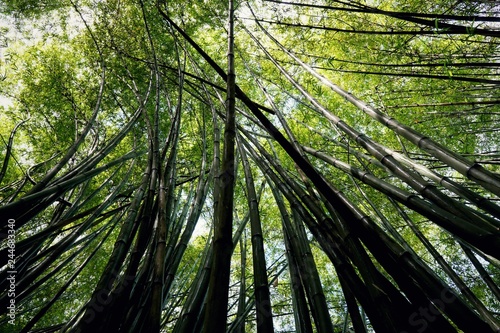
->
[241,133,486,332]
[301,145,499,257]
[249,146,401,332]
[260,23,500,197]
[390,200,500,330]
[244,20,498,235]
[239,143,274,332]
[0,117,30,184]
[234,231,247,333]
[460,243,500,302]
[203,1,237,331]
[0,149,142,228]
[19,218,117,333]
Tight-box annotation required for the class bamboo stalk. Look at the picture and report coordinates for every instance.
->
[239,143,275,332]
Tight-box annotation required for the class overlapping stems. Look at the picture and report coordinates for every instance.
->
[0,1,499,332]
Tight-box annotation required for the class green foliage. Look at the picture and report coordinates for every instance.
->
[0,0,499,332]
[0,0,66,17]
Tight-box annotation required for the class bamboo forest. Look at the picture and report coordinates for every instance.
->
[0,0,499,332]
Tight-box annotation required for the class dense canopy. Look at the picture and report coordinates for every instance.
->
[0,1,499,332]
